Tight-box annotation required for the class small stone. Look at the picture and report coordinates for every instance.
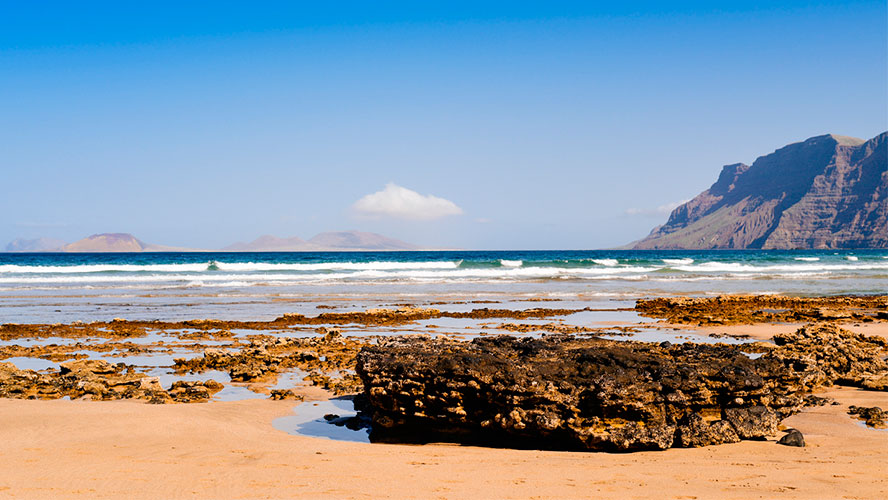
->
[777,429,805,447]
[139,376,163,391]
[270,389,303,401]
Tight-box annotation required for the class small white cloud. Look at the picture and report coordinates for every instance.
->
[624,199,690,217]
[352,183,464,220]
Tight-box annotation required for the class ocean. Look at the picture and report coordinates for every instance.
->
[1,249,886,323]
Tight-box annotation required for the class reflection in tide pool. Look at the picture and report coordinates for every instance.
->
[213,384,267,402]
[4,356,60,371]
[602,329,760,345]
[273,397,370,443]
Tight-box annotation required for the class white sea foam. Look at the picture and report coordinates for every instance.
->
[215,261,461,272]
[0,261,461,274]
[846,256,859,261]
[0,265,664,285]
[0,263,210,274]
[591,259,619,266]
[2,255,887,295]
[673,261,888,273]
[662,258,694,265]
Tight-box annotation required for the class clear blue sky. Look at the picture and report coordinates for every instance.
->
[2,1,885,249]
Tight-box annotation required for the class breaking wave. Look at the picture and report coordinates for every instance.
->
[0,251,886,290]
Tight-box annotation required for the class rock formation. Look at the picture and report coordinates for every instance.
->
[0,359,222,403]
[634,132,887,249]
[635,295,888,325]
[356,324,888,451]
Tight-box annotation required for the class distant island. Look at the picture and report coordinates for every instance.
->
[3,231,419,253]
[223,231,417,251]
[634,132,887,249]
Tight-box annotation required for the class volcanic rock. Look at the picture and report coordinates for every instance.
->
[848,405,886,428]
[723,406,779,440]
[356,322,888,451]
[768,323,888,389]
[356,335,809,451]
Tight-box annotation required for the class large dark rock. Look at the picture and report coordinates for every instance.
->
[356,322,888,451]
[356,336,807,451]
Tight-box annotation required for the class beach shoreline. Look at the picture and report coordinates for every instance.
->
[0,386,885,499]
[1,295,887,498]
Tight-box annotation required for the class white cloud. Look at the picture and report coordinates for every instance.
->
[624,199,690,217]
[352,183,464,220]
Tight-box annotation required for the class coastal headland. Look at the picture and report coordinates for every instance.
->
[1,295,886,498]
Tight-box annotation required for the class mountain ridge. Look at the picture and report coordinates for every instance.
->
[4,231,421,253]
[633,132,888,249]
[224,231,417,251]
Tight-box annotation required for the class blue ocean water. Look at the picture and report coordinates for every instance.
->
[1,249,886,322]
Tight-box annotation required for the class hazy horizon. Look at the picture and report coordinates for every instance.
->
[3,1,886,250]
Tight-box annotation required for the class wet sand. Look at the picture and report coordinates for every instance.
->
[1,295,887,499]
[0,386,884,499]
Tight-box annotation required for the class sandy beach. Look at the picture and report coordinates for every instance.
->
[0,386,884,499]
[1,294,887,499]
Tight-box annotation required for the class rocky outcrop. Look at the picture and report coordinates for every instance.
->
[173,332,366,395]
[357,337,794,451]
[769,323,888,390]
[848,406,886,428]
[356,324,888,451]
[634,132,887,249]
[0,359,222,403]
[635,295,888,325]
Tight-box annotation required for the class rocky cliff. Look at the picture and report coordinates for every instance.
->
[634,132,887,249]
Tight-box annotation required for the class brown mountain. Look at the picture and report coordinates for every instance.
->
[634,132,887,249]
[62,233,195,252]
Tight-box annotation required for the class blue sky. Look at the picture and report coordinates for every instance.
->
[2,1,885,249]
